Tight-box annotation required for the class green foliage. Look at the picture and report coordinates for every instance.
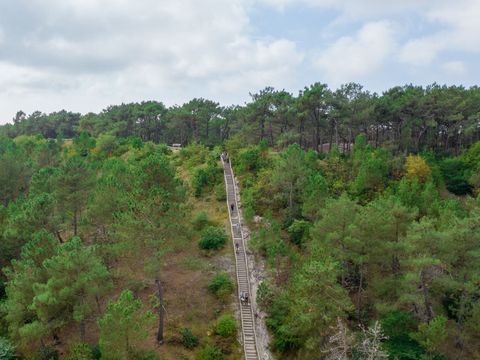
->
[65,343,95,360]
[440,158,472,195]
[380,312,424,359]
[180,328,199,349]
[128,349,161,360]
[215,315,236,338]
[207,273,233,299]
[195,345,223,360]
[192,162,222,197]
[287,219,311,246]
[192,211,209,231]
[0,337,16,360]
[257,281,274,308]
[214,183,226,201]
[98,290,154,360]
[38,346,59,360]
[198,226,227,251]
[411,316,448,356]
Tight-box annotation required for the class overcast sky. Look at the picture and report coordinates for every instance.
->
[0,0,479,123]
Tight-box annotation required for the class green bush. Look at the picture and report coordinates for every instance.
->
[180,328,199,349]
[215,314,237,338]
[0,337,16,360]
[287,219,311,246]
[192,163,222,197]
[214,183,226,201]
[129,349,161,360]
[39,346,59,360]
[257,281,273,308]
[198,227,227,250]
[208,273,233,299]
[192,211,209,231]
[65,343,94,360]
[89,344,101,360]
[195,345,224,360]
[440,158,472,195]
[380,311,424,360]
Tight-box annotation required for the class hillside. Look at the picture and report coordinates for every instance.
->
[1,83,480,359]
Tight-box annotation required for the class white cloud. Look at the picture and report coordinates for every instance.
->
[442,61,466,76]
[399,0,480,66]
[314,21,396,86]
[0,0,303,121]
[259,0,432,19]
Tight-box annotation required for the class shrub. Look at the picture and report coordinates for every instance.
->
[195,345,224,360]
[287,219,311,246]
[39,346,59,360]
[257,281,273,308]
[380,311,424,359]
[65,343,94,360]
[192,163,222,197]
[192,168,209,197]
[198,227,227,251]
[0,337,16,360]
[180,328,199,349]
[192,211,209,231]
[440,158,472,195]
[208,273,233,299]
[405,155,431,182]
[129,349,161,360]
[215,314,237,338]
[89,344,101,360]
[214,183,226,201]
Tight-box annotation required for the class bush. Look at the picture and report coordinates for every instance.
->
[380,311,424,360]
[192,211,209,231]
[0,337,16,360]
[89,344,101,360]
[440,158,472,195]
[180,328,199,349]
[287,219,311,246]
[195,345,224,360]
[257,281,273,308]
[65,343,94,360]
[39,346,59,360]
[214,183,226,201]
[198,227,227,251]
[129,349,161,360]
[192,163,222,197]
[208,273,233,299]
[215,314,237,338]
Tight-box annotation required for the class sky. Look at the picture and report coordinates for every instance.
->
[0,0,479,123]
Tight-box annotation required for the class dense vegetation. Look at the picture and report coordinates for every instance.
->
[3,83,480,156]
[0,135,237,359]
[1,82,480,359]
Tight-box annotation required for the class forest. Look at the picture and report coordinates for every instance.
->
[1,82,480,360]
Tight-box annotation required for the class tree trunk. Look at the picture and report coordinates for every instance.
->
[79,289,86,343]
[421,271,434,322]
[155,278,165,344]
[356,268,364,322]
[73,208,78,236]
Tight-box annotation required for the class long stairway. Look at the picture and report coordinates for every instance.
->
[222,158,259,360]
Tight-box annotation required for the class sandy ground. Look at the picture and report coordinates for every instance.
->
[234,177,275,360]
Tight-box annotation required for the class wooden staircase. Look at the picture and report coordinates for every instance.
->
[222,158,259,360]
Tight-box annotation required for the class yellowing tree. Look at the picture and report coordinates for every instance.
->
[405,155,431,182]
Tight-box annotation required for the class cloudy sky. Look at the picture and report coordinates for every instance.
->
[0,0,479,123]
